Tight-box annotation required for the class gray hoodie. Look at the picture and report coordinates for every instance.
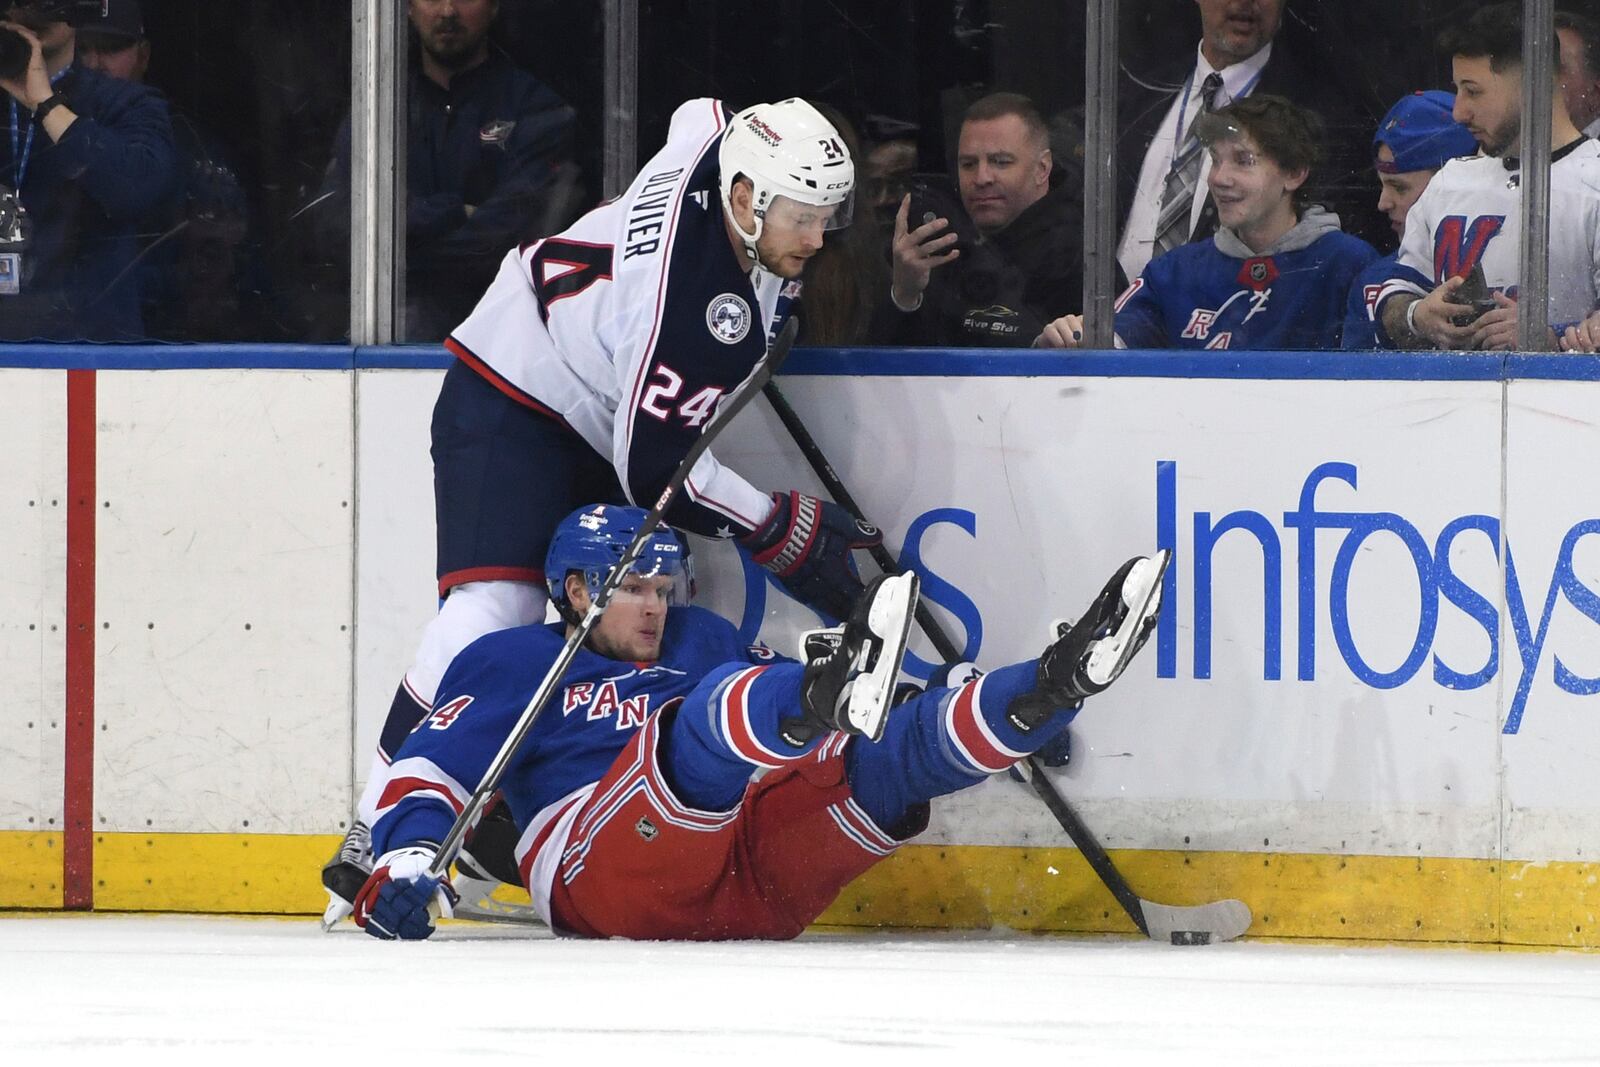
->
[1213,204,1343,259]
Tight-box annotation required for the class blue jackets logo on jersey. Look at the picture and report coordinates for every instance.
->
[707,293,752,344]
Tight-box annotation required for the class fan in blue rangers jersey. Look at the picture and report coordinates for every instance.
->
[1342,91,1480,350]
[1035,94,1377,352]
[349,503,1170,941]
[321,98,884,925]
[1372,3,1600,353]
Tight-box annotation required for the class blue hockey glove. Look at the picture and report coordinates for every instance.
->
[742,491,883,621]
[353,846,459,941]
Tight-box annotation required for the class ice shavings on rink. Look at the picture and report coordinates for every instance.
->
[4,914,1600,1065]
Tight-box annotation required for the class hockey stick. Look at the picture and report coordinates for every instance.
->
[424,319,801,882]
[762,380,1251,945]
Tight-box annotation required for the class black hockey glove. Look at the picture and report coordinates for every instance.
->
[741,490,883,621]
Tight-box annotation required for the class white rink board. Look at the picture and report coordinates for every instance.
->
[0,370,67,833]
[349,370,1600,863]
[705,376,1512,858]
[352,371,442,793]
[92,371,355,834]
[1502,379,1600,862]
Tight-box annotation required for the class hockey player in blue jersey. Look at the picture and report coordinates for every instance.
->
[323,98,885,921]
[351,503,1169,941]
[1341,91,1478,350]
[1035,94,1377,351]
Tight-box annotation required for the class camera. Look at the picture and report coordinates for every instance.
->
[1,2,108,81]
[0,183,28,249]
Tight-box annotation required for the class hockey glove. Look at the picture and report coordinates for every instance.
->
[742,491,883,621]
[353,846,459,941]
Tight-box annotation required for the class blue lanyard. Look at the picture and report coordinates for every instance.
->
[1170,65,1265,173]
[7,67,69,203]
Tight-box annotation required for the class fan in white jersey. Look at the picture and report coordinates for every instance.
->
[321,98,886,925]
[1375,2,1600,352]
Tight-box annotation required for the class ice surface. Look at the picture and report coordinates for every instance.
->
[3,914,1599,1065]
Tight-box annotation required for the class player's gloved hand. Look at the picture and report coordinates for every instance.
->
[742,491,882,620]
[352,846,459,941]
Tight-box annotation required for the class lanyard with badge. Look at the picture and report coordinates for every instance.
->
[1,68,67,297]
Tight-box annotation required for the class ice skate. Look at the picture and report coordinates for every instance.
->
[790,571,920,744]
[319,820,373,930]
[1010,551,1170,730]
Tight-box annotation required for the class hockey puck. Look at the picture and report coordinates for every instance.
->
[1170,930,1212,946]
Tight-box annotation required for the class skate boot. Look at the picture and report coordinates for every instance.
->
[320,819,373,930]
[787,571,920,746]
[1008,550,1170,731]
[451,798,541,925]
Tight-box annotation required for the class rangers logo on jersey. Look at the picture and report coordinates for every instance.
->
[707,293,752,344]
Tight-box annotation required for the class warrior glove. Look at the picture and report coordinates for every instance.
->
[742,491,882,621]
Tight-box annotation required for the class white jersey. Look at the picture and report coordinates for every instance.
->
[448,98,797,536]
[1377,139,1600,330]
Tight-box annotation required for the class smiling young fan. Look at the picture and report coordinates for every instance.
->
[1035,94,1378,351]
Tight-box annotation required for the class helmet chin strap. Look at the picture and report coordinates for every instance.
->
[721,186,766,269]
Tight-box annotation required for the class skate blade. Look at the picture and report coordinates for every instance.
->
[843,572,920,741]
[1084,550,1170,687]
[320,891,354,932]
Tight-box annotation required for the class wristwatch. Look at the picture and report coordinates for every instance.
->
[32,94,67,122]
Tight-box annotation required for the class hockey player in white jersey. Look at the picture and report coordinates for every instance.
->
[1376,2,1600,352]
[322,98,883,923]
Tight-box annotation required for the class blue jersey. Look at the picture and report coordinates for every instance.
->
[370,606,775,859]
[1115,229,1378,350]
[1342,251,1401,349]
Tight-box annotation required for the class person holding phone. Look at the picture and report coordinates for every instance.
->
[1374,3,1600,352]
[875,91,1095,348]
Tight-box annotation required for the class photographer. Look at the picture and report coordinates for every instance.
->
[873,92,1096,348]
[0,0,176,341]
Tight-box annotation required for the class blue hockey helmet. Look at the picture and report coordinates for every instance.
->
[545,504,694,624]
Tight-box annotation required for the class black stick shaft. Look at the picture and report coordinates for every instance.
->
[762,378,1150,935]
[426,321,799,879]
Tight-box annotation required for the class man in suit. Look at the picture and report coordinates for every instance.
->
[1116,0,1375,283]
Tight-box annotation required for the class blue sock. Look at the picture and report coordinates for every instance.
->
[660,662,816,811]
[846,660,1076,831]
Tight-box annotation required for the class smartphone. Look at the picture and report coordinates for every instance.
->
[1447,262,1498,323]
[906,178,970,256]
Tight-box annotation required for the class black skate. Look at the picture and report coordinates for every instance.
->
[319,819,373,930]
[1009,551,1170,731]
[788,572,920,746]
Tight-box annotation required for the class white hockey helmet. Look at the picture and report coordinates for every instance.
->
[719,98,856,264]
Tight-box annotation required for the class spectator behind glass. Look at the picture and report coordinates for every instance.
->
[77,0,258,341]
[0,0,176,341]
[792,103,887,346]
[1375,2,1600,353]
[1036,94,1377,351]
[1342,91,1477,349]
[876,91,1090,348]
[318,0,580,342]
[1557,9,1600,139]
[1116,0,1379,284]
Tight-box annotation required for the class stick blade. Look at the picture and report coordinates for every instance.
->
[1139,898,1252,945]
